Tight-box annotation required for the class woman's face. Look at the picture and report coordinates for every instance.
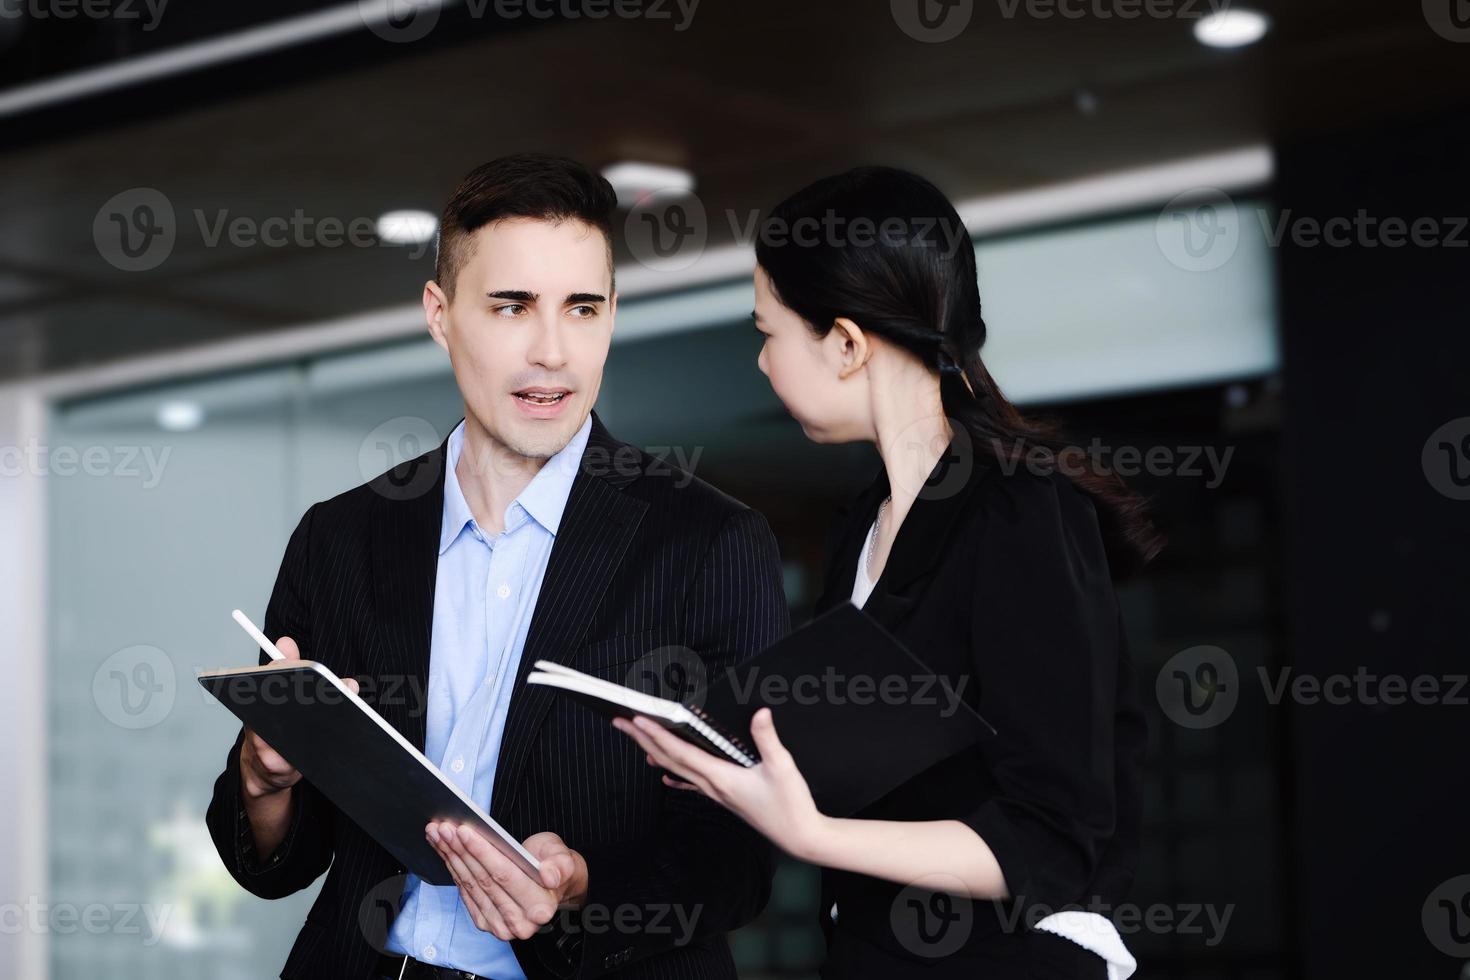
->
[752,265,869,443]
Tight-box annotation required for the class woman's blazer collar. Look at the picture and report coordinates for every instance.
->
[816,429,994,629]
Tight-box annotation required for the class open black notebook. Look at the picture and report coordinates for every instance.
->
[528,602,995,817]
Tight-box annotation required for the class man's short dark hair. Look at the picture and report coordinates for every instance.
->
[434,153,618,301]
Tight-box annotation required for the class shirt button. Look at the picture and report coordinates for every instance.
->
[496,583,510,599]
[423,944,437,960]
[450,757,464,773]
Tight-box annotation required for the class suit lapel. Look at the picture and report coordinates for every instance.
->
[490,413,649,815]
[368,435,449,752]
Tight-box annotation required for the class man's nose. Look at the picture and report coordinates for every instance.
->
[527,318,567,370]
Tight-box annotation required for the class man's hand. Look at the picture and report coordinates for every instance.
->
[240,636,361,797]
[239,635,358,856]
[427,822,589,941]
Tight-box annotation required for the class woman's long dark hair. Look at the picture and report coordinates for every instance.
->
[755,166,1164,579]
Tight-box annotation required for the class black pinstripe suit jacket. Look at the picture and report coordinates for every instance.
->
[206,411,789,980]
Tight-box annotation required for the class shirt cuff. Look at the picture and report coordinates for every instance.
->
[235,784,304,876]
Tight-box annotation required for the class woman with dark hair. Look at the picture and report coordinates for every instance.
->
[615,167,1158,979]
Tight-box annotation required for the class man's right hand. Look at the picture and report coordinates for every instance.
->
[238,635,358,857]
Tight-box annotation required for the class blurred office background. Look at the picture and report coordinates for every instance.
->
[1,2,1466,978]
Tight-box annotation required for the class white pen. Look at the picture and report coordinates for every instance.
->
[231,608,286,661]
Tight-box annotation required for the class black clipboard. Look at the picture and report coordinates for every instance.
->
[200,660,539,886]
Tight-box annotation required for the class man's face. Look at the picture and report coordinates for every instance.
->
[425,217,615,459]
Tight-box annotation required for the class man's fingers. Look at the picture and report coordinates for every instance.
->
[342,677,360,695]
[242,733,301,798]
[448,827,541,938]
[249,735,285,769]
[523,831,567,860]
[454,824,547,911]
[536,851,575,893]
[433,832,512,940]
[520,831,570,890]
[250,735,298,777]
[275,635,301,660]
[429,822,511,940]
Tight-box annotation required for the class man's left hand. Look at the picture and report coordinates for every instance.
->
[427,822,588,941]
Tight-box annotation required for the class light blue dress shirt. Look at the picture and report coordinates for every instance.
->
[385,414,592,976]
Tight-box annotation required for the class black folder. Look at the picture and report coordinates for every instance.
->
[199,661,539,886]
[529,602,995,817]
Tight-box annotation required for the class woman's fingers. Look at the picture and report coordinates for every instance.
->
[630,717,737,797]
[748,707,793,767]
[614,718,719,796]
[616,717,695,778]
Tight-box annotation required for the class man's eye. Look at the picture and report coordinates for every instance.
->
[494,304,526,317]
[569,305,597,318]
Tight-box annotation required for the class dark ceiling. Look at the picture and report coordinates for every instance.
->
[0,0,1463,380]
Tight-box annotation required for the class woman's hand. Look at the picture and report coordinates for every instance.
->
[612,707,828,861]
[615,707,1011,898]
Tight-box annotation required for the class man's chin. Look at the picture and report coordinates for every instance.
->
[500,413,585,460]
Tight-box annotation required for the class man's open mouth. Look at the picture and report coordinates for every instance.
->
[514,388,571,406]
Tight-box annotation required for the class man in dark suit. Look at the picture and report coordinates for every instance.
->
[206,154,789,980]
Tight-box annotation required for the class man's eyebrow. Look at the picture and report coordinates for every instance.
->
[566,292,607,304]
[487,289,537,302]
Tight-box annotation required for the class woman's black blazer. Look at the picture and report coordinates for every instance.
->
[809,437,1147,979]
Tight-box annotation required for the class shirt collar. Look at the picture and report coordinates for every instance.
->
[438,413,593,554]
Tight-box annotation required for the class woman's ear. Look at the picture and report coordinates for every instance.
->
[831,317,871,380]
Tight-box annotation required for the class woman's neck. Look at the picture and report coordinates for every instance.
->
[868,355,952,522]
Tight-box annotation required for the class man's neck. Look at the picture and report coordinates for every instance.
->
[456,416,551,537]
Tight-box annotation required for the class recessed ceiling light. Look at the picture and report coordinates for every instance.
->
[1194,8,1269,48]
[601,161,696,209]
[376,210,438,245]
[157,400,204,432]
